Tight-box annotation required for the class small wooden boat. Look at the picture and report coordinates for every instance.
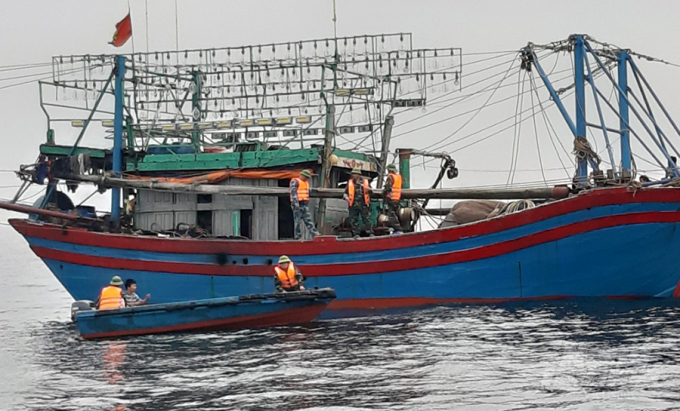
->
[74,288,336,340]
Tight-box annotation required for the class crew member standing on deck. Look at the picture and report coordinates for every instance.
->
[274,255,306,293]
[96,276,126,310]
[344,168,374,238]
[290,169,320,240]
[383,164,403,232]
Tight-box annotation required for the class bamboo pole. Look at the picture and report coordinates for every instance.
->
[63,174,571,200]
[0,201,89,221]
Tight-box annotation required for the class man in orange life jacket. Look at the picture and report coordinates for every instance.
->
[96,276,126,310]
[274,255,306,293]
[290,169,320,240]
[383,164,403,232]
[343,168,374,237]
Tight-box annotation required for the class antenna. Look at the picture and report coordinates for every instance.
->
[332,0,338,39]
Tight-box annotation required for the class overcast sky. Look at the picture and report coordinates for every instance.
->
[2,0,680,222]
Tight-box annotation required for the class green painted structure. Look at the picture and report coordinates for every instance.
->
[39,142,378,175]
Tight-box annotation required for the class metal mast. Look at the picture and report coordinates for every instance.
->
[111,55,126,228]
[618,50,631,173]
[574,35,588,183]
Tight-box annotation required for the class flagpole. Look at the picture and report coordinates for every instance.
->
[128,1,135,55]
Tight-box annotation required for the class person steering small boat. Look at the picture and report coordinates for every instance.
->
[95,276,126,310]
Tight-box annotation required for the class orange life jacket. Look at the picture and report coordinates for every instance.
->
[98,286,125,310]
[291,178,310,202]
[389,173,402,201]
[347,178,370,206]
[274,263,299,290]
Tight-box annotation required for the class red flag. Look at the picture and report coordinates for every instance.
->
[110,13,132,47]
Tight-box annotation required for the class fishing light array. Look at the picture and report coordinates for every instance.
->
[47,33,462,146]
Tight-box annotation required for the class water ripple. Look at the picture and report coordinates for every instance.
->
[2,299,680,410]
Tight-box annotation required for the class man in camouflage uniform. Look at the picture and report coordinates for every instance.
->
[344,168,374,237]
[290,169,319,240]
[383,164,403,232]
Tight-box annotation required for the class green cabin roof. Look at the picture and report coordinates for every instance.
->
[39,144,377,174]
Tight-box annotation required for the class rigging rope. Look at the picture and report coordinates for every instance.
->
[507,69,526,186]
[528,71,548,186]
[529,73,573,178]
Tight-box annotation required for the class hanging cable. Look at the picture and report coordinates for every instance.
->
[507,69,526,186]
[529,73,573,178]
[528,71,548,186]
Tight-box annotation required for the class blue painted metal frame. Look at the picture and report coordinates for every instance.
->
[629,64,680,160]
[574,36,588,182]
[111,55,126,227]
[584,40,679,178]
[39,71,115,209]
[628,58,680,142]
[584,51,616,176]
[529,47,577,136]
[618,50,632,171]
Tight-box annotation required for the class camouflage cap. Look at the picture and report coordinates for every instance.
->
[300,169,313,178]
[278,255,291,264]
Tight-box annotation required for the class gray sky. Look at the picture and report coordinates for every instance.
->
[2,0,680,222]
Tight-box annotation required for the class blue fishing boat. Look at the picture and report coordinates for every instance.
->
[5,33,680,314]
[73,288,336,339]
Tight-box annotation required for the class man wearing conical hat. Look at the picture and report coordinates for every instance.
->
[96,276,126,310]
[290,169,320,240]
[343,168,374,238]
[274,255,305,293]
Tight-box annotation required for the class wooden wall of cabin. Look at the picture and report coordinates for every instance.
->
[132,171,354,239]
[133,178,279,240]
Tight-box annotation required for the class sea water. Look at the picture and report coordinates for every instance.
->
[2,226,680,410]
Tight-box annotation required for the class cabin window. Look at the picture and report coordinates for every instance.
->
[240,209,252,239]
[197,194,212,204]
[197,210,212,233]
[277,179,294,239]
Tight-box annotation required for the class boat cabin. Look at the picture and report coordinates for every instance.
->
[37,141,381,240]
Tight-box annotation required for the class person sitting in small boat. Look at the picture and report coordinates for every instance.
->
[96,276,126,310]
[274,255,306,293]
[124,278,150,307]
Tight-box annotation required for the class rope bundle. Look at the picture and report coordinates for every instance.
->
[573,136,601,166]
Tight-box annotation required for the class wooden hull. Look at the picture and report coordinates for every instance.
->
[11,187,680,313]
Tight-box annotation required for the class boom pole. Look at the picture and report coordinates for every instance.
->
[60,173,571,201]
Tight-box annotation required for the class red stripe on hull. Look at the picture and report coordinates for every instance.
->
[11,187,680,255]
[80,304,327,339]
[30,211,680,277]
